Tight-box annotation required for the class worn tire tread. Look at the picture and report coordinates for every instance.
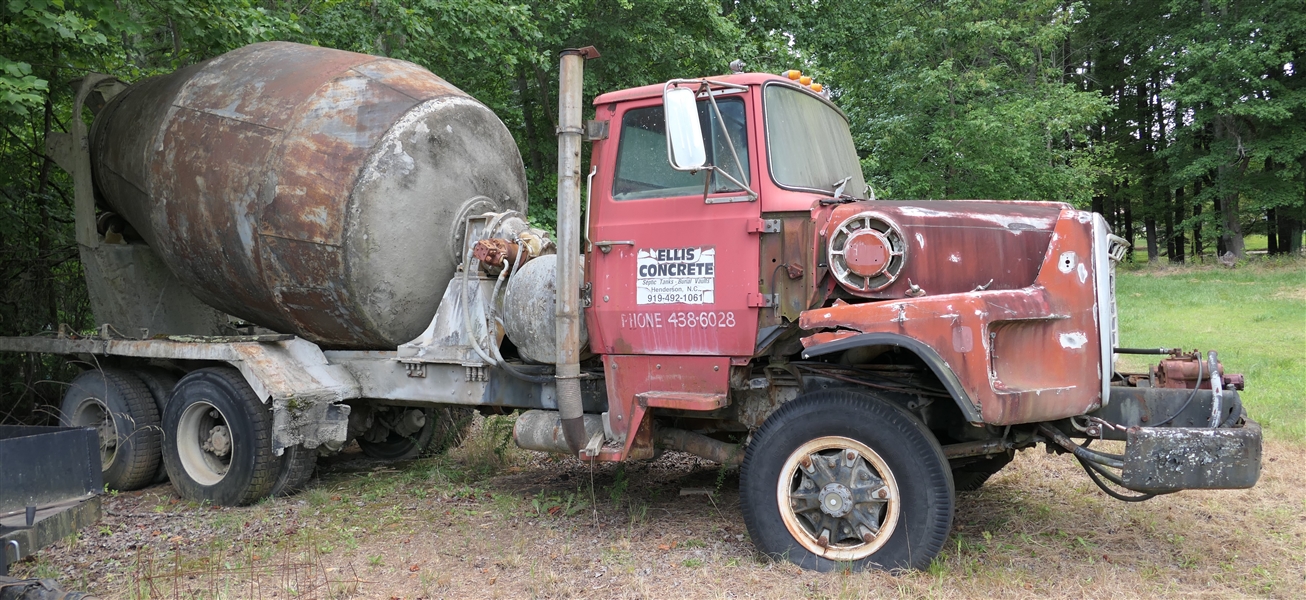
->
[271,444,317,497]
[132,367,180,484]
[61,368,161,491]
[740,390,954,572]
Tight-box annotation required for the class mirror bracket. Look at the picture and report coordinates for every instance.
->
[661,79,758,202]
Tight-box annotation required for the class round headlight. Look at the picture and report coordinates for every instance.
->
[828,212,906,293]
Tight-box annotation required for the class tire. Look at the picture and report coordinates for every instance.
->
[161,367,278,506]
[357,405,474,461]
[271,444,317,497]
[59,368,161,491]
[951,453,1013,492]
[740,390,954,572]
[132,367,180,484]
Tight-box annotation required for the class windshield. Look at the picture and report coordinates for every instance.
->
[764,84,867,197]
[612,96,748,200]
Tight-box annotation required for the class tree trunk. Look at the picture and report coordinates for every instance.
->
[36,48,58,328]
[1164,188,1175,261]
[1279,205,1303,255]
[1145,215,1159,263]
[1213,118,1245,258]
[1123,197,1135,262]
[1212,192,1227,256]
[1193,177,1204,260]
[1266,208,1279,254]
[516,70,544,179]
[1172,185,1186,263]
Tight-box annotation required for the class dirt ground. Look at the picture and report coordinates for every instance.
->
[12,432,1306,599]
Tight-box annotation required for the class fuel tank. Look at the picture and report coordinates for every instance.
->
[90,41,527,348]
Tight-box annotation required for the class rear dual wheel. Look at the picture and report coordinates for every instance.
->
[133,367,180,484]
[741,390,954,572]
[357,405,475,460]
[59,368,161,491]
[162,367,315,505]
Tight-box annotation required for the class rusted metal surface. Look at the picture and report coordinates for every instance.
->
[1152,352,1244,390]
[819,200,1065,300]
[595,354,731,461]
[940,439,1015,459]
[636,390,729,411]
[1120,419,1262,493]
[555,49,590,455]
[0,334,357,451]
[90,41,528,348]
[471,238,522,269]
[513,410,604,455]
[757,212,823,327]
[801,208,1106,425]
[654,427,742,466]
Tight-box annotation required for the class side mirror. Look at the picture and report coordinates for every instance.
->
[663,87,705,170]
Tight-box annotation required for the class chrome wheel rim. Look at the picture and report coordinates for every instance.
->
[777,436,900,561]
[177,400,233,486]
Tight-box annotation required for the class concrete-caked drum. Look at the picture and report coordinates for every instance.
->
[90,42,528,348]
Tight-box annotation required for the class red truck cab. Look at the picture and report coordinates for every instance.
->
[576,71,1259,571]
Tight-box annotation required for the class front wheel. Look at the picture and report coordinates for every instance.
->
[740,390,954,572]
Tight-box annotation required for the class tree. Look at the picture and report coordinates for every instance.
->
[1154,0,1306,259]
[744,0,1113,205]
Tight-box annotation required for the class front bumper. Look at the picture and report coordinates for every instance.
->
[1088,387,1262,494]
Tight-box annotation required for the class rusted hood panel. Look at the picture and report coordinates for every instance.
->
[802,209,1105,425]
[822,200,1067,299]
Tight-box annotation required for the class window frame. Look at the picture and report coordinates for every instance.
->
[760,81,860,197]
[609,91,752,202]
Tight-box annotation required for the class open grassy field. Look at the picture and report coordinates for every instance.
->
[1115,257,1305,442]
[12,258,1305,599]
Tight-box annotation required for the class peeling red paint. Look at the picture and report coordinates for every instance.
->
[801,209,1104,425]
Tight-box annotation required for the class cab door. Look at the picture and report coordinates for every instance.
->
[586,92,760,356]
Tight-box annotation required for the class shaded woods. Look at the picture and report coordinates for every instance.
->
[2,0,1302,418]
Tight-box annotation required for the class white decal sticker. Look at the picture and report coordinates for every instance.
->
[637,247,715,305]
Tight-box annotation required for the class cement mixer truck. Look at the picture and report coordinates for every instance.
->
[0,42,1261,572]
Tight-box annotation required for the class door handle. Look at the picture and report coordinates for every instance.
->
[593,240,634,254]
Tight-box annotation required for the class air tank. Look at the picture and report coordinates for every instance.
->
[90,41,528,348]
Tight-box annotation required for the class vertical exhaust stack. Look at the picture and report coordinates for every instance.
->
[555,47,599,455]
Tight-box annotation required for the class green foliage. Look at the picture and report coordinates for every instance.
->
[0,58,48,114]
[751,0,1114,204]
[1084,0,1305,260]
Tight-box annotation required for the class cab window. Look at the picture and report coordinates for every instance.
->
[612,97,748,200]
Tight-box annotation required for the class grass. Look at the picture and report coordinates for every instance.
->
[1115,256,1306,441]
[33,440,1302,599]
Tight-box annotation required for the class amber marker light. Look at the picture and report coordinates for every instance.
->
[785,70,802,80]
[810,83,824,92]
[799,75,812,85]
